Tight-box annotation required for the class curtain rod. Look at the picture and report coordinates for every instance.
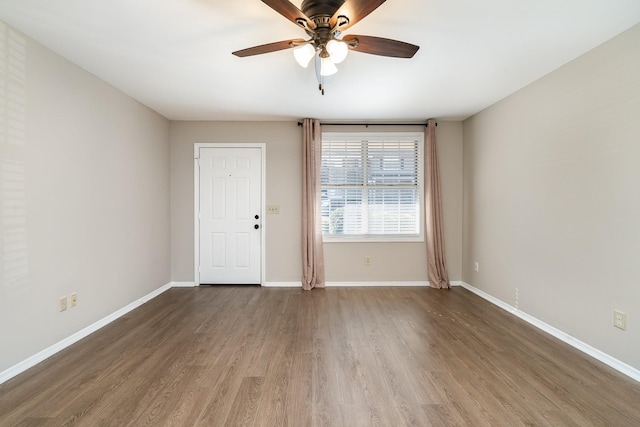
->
[296,121,436,127]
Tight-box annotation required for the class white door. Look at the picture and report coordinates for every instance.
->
[198,147,262,284]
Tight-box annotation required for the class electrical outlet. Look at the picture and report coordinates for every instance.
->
[266,205,280,214]
[364,256,371,266]
[70,292,77,307]
[614,310,626,330]
[474,261,479,272]
[59,296,67,312]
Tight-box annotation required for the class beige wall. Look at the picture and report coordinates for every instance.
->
[170,121,304,283]
[0,23,171,372]
[170,121,463,284]
[462,24,640,370]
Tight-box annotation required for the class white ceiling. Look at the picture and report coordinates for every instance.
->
[1,0,639,121]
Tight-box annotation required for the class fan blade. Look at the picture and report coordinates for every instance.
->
[262,0,315,30]
[232,39,306,57]
[343,35,419,58]
[329,0,386,31]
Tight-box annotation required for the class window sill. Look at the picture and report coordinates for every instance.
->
[322,235,424,243]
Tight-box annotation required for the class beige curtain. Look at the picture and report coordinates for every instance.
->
[301,118,325,290]
[425,119,450,289]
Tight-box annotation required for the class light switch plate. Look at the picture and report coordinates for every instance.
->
[267,205,280,214]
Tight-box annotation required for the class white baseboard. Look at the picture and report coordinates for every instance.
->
[263,282,302,287]
[326,281,429,287]
[171,281,196,287]
[459,282,640,383]
[0,282,173,385]
[264,281,434,288]
[327,281,461,288]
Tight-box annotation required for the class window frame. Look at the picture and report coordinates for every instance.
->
[321,131,425,243]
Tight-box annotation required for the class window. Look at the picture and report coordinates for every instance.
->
[321,132,424,241]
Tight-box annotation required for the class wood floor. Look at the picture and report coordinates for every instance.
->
[1,286,639,426]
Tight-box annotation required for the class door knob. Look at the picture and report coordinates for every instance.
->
[255,214,259,220]
[254,224,259,229]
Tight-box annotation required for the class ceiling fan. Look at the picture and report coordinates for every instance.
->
[232,0,420,94]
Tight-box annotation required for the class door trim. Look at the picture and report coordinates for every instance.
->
[194,143,266,286]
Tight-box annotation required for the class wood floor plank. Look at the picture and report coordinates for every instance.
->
[123,365,205,427]
[284,352,313,426]
[311,337,342,426]
[223,376,264,427]
[196,321,264,424]
[252,332,296,427]
[1,286,640,426]
[161,386,211,427]
[421,403,466,427]
[342,403,419,427]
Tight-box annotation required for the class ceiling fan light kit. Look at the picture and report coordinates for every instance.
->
[232,0,419,95]
[326,39,349,63]
[319,55,338,76]
[293,43,316,67]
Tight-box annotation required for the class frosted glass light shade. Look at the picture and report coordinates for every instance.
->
[326,40,348,63]
[293,44,315,68]
[320,56,338,76]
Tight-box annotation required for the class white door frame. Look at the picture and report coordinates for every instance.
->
[194,143,266,286]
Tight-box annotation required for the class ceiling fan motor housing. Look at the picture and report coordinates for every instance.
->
[301,0,344,25]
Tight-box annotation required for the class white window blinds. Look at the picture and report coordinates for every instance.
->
[321,132,423,240]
